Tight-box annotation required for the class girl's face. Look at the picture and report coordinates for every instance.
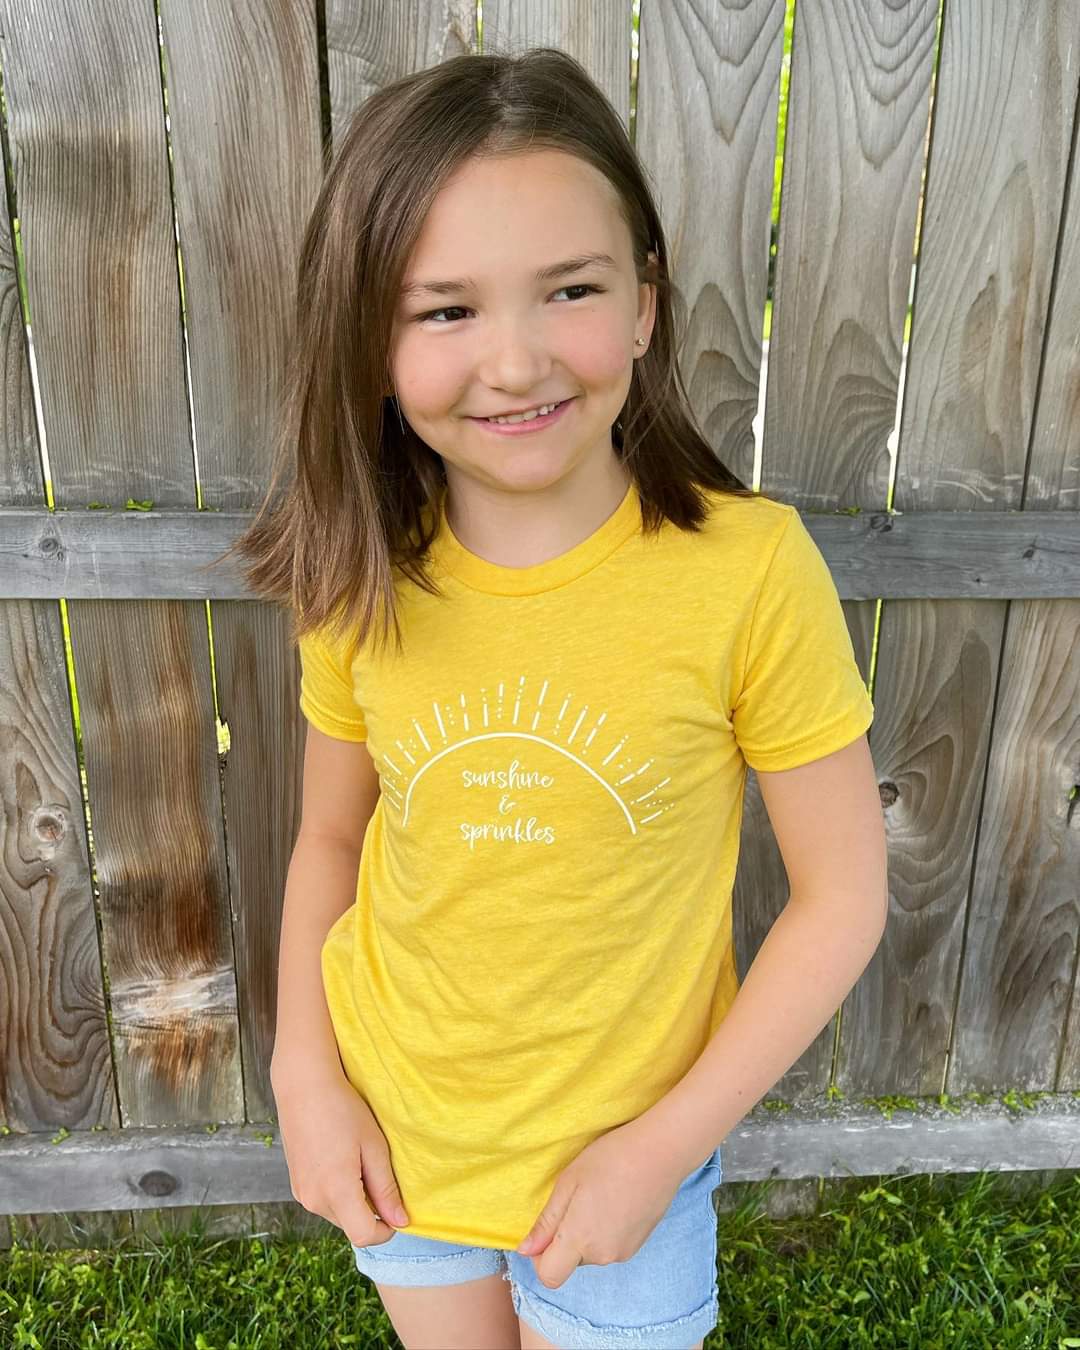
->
[389,149,656,498]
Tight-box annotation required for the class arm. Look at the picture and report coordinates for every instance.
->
[270,725,381,1088]
[632,733,889,1177]
[270,833,365,1083]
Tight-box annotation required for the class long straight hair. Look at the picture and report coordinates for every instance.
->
[216,45,767,661]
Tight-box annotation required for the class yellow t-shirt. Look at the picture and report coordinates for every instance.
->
[298,478,873,1249]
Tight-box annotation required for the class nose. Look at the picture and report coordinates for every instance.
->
[475,317,554,395]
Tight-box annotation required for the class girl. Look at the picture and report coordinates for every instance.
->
[228,43,885,1350]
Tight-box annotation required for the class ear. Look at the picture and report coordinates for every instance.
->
[637,250,658,350]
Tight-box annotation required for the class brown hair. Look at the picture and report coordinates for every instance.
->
[215,44,765,661]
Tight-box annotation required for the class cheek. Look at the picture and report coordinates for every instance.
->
[393,339,461,413]
[565,322,630,389]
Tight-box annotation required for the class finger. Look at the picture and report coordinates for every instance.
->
[361,1157,411,1229]
[364,1177,410,1231]
[336,1190,400,1248]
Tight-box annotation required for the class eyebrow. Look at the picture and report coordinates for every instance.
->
[399,251,618,300]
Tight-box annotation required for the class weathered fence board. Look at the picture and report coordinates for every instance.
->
[874,0,1080,1098]
[0,12,97,1253]
[156,0,327,1246]
[3,1098,1079,1215]
[737,0,941,1103]
[0,0,240,1244]
[2,505,1080,599]
[952,0,1080,1095]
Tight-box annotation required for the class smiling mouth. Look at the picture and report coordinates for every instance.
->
[472,397,574,423]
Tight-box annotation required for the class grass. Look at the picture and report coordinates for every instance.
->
[2,1168,1078,1348]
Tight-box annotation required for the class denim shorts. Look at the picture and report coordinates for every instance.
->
[350,1145,722,1349]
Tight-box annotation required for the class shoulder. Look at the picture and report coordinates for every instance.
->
[668,486,795,577]
[697,486,793,535]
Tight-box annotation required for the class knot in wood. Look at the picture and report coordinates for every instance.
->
[138,1170,178,1197]
[32,805,67,845]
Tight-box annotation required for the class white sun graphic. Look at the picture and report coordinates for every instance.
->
[376,674,674,834]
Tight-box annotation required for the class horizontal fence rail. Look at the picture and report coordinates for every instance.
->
[2,507,1080,599]
[3,1098,1079,1216]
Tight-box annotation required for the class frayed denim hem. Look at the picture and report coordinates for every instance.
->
[352,1241,505,1287]
[504,1269,719,1349]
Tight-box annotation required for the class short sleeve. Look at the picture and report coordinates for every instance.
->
[732,506,873,772]
[297,623,368,742]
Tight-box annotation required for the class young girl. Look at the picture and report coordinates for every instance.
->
[230,43,885,1350]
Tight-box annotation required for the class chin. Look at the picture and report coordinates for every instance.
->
[499,450,588,486]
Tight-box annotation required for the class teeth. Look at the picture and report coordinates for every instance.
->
[487,401,560,425]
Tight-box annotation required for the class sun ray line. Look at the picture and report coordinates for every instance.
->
[601,737,627,766]
[583,711,608,749]
[567,706,588,744]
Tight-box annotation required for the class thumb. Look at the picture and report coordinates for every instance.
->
[362,1157,410,1228]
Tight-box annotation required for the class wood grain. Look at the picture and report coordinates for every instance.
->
[862,0,1080,1101]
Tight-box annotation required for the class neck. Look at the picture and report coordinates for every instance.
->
[442,455,632,570]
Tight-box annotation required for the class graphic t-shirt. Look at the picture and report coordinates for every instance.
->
[298,478,874,1249]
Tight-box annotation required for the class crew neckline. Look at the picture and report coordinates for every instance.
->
[432,477,642,595]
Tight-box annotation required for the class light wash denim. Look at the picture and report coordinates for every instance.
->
[350,1145,723,1349]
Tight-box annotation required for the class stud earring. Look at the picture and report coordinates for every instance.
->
[635,337,645,346]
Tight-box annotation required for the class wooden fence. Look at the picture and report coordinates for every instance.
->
[1,0,1079,1249]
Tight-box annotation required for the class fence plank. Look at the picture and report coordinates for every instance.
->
[865,0,1080,1100]
[0,0,244,1244]
[743,0,939,1102]
[637,0,785,477]
[158,0,324,1146]
[1,18,68,1263]
[1044,86,1080,1092]
[0,1,122,1251]
[945,0,1080,1092]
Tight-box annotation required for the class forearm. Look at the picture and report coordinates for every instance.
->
[269,832,364,1087]
[633,891,888,1177]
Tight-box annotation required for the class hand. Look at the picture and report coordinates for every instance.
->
[515,1119,688,1290]
[272,1063,409,1248]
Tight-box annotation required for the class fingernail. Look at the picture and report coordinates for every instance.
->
[394,1207,409,1226]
